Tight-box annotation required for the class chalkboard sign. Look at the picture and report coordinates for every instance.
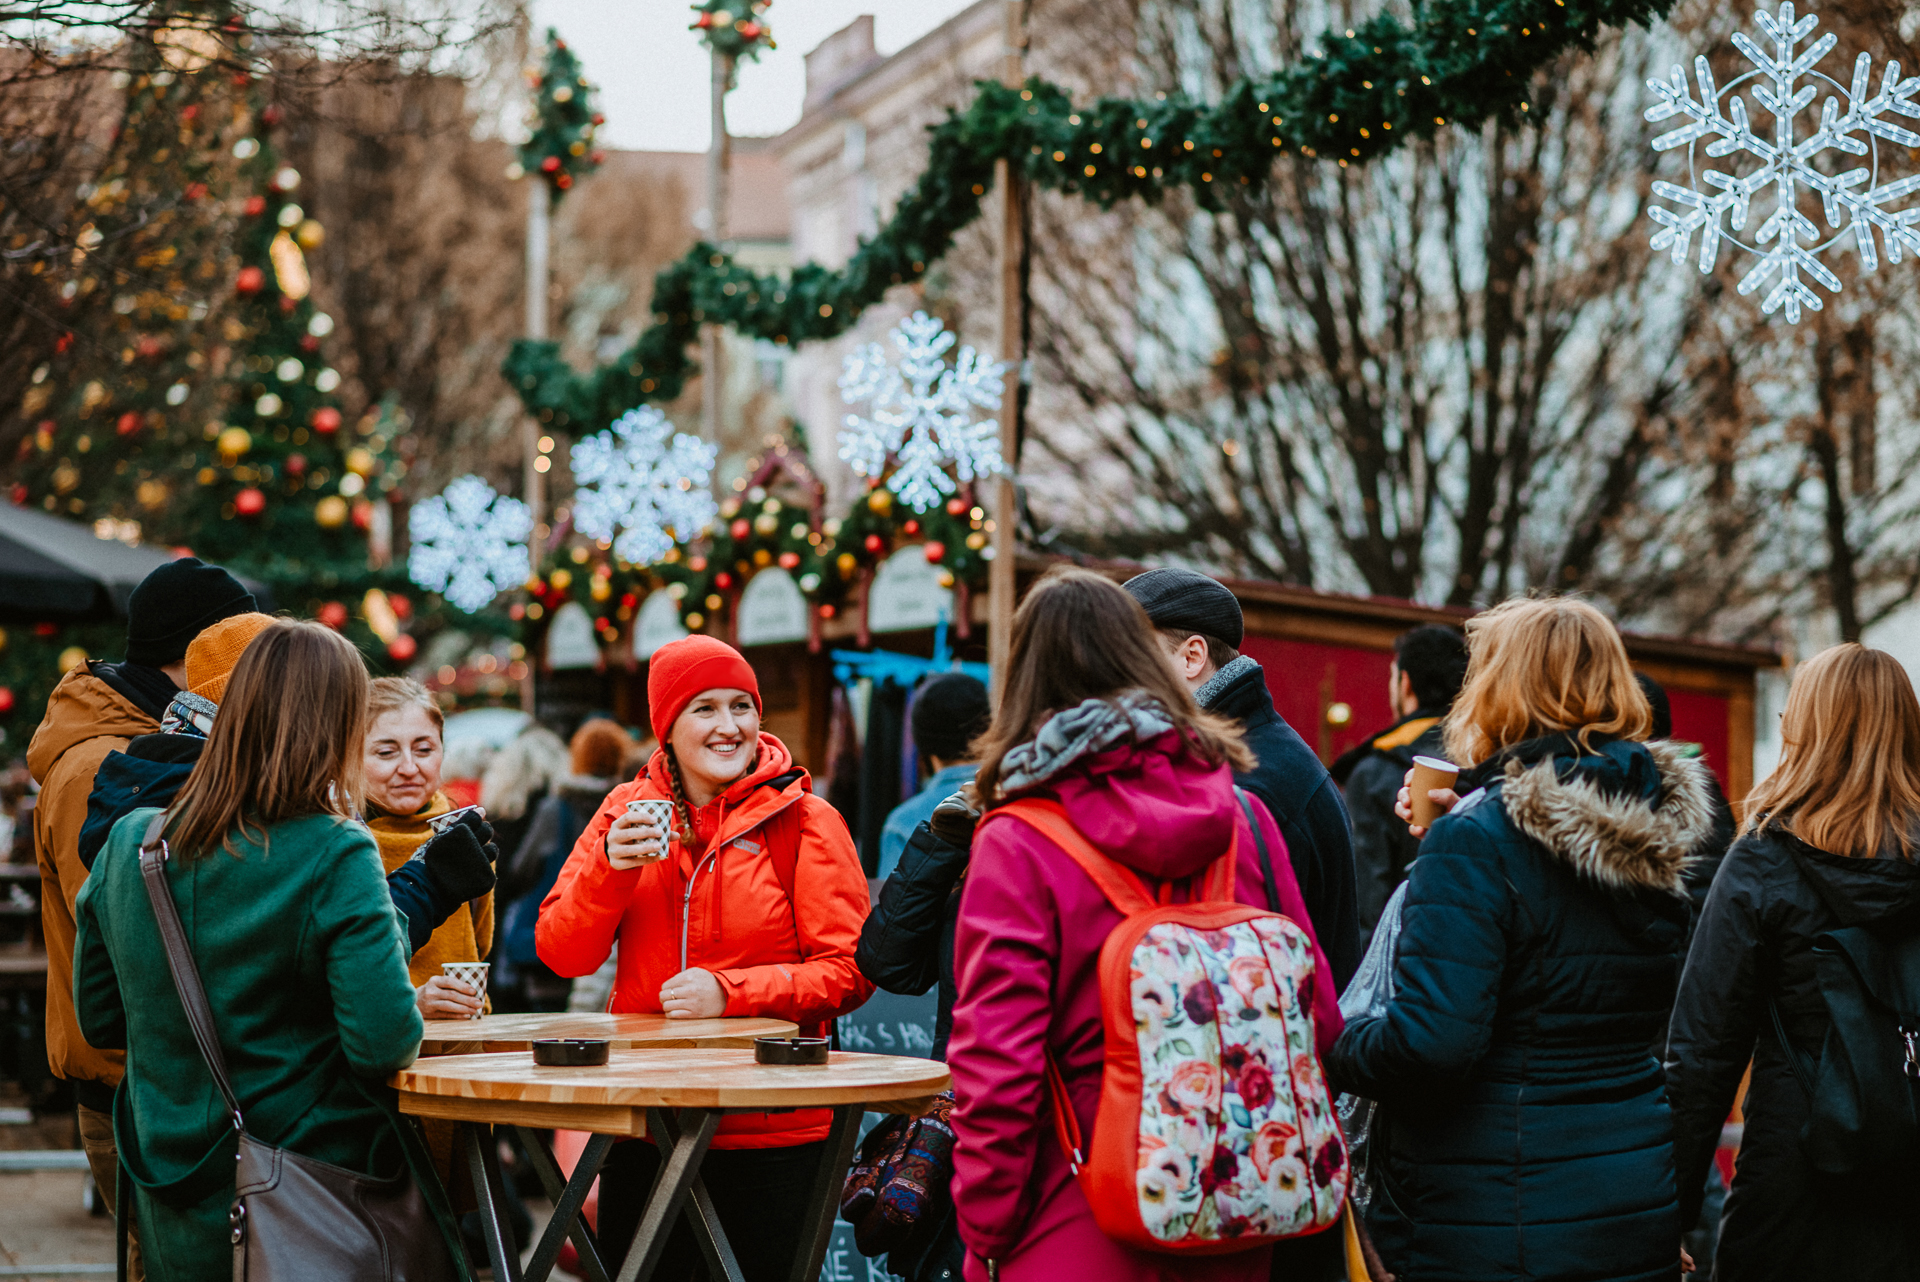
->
[821,986,941,1282]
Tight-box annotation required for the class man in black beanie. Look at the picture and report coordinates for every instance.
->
[1123,567,1362,989]
[25,555,254,1269]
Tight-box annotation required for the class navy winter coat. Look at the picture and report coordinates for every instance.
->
[1328,736,1712,1282]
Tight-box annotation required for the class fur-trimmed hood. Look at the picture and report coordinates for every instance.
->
[1499,739,1715,897]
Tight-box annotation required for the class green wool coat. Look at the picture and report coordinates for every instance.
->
[74,808,466,1282]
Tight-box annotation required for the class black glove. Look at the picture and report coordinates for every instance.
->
[450,808,500,865]
[928,784,983,847]
[421,823,496,903]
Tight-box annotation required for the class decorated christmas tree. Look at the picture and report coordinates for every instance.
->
[515,30,603,201]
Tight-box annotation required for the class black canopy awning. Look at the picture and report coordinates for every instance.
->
[0,505,269,624]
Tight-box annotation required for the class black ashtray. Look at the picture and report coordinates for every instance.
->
[754,1037,829,1065]
[533,1038,610,1066]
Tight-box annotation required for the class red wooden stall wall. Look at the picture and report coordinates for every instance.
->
[1240,634,1735,795]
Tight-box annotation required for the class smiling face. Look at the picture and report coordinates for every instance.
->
[363,703,444,816]
[669,686,761,804]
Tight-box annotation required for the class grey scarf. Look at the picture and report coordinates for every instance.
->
[1193,654,1259,711]
[997,691,1175,794]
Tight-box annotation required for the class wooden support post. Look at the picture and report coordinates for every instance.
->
[987,0,1028,702]
[522,46,550,715]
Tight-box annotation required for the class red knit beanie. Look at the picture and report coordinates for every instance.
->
[646,635,761,745]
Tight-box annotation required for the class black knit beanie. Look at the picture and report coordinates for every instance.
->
[1121,567,1244,649]
[912,673,992,764]
[124,557,257,667]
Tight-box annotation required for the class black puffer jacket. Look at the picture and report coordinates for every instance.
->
[856,820,968,1060]
[1200,657,1362,987]
[1665,827,1920,1281]
[1328,736,1709,1282]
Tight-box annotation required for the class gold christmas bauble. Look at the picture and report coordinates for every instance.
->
[217,426,251,457]
[345,447,376,476]
[314,495,349,528]
[753,512,779,536]
[58,646,89,672]
[295,219,325,250]
[866,489,893,515]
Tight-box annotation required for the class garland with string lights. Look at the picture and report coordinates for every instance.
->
[515,30,603,200]
[690,0,774,60]
[505,0,1675,434]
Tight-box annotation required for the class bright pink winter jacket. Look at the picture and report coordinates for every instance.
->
[948,731,1344,1282]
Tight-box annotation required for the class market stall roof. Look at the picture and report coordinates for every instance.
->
[0,506,269,623]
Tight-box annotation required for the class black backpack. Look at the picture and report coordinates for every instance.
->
[1771,921,1920,1174]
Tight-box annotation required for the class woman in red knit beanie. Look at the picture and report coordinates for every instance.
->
[536,634,873,1281]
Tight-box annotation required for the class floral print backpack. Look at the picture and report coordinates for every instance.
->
[1002,797,1349,1254]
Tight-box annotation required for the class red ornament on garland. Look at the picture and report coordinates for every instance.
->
[115,411,143,436]
[819,603,837,619]
[311,407,342,434]
[0,687,13,716]
[923,541,946,564]
[714,571,734,590]
[730,518,751,540]
[945,497,968,516]
[902,519,920,535]
[389,594,412,620]
[243,195,267,217]
[540,155,561,173]
[234,487,266,516]
[235,266,265,295]
[299,335,320,353]
[863,533,885,554]
[284,453,307,476]
[259,104,282,127]
[34,622,58,637]
[317,601,348,630]
[777,551,801,570]
[350,499,373,530]
[9,483,27,506]
[738,21,762,38]
[555,173,573,190]
[386,634,418,663]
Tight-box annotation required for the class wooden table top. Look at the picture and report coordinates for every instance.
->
[393,1048,951,1136]
[418,1012,798,1055]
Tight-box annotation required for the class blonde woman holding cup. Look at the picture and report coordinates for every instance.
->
[1328,597,1712,1282]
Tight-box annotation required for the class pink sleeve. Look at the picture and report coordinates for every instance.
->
[1235,794,1344,1057]
[947,819,1056,1262]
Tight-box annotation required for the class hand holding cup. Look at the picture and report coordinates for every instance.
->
[607,799,674,870]
[1398,755,1461,839]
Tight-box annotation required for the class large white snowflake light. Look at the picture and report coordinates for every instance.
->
[838,311,1007,512]
[570,406,718,565]
[408,474,532,613]
[1645,2,1920,322]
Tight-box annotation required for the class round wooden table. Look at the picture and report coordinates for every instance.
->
[418,1011,799,1056]
[393,1048,951,1282]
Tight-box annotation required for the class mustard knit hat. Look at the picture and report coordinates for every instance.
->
[185,613,277,704]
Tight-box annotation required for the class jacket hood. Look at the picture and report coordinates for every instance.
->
[26,667,159,784]
[1773,829,1920,927]
[1498,738,1715,897]
[1002,694,1239,882]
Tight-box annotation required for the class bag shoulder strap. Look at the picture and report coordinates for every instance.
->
[136,813,245,1133]
[993,797,1239,914]
[1768,998,1818,1099]
[1235,787,1281,914]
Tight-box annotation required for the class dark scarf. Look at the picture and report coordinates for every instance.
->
[89,659,180,721]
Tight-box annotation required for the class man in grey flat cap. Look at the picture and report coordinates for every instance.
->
[1123,567,1361,989]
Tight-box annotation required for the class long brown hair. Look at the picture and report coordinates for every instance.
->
[165,620,370,859]
[973,567,1252,801]
[1744,643,1920,859]
[1443,596,1651,766]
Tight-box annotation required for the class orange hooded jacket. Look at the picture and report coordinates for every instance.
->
[536,731,874,1148]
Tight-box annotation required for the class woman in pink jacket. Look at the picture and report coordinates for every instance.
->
[947,569,1345,1282]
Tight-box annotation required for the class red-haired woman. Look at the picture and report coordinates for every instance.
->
[537,635,873,1282]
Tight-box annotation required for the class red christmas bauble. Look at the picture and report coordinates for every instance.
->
[317,601,348,630]
[555,173,573,190]
[592,113,605,125]
[243,195,267,217]
[284,453,307,476]
[311,407,342,434]
[863,533,885,554]
[0,687,13,715]
[299,335,319,353]
[390,594,412,620]
[234,487,266,516]
[34,621,58,637]
[739,21,762,38]
[259,104,282,127]
[902,519,920,535]
[945,497,968,516]
[235,266,265,295]
[351,499,373,530]
[136,335,165,359]
[590,151,604,165]
[714,571,734,590]
[9,483,27,506]
[819,603,837,619]
[730,518,750,540]
[688,556,708,572]
[387,634,418,663]
[279,295,297,314]
[540,155,561,173]
[694,11,713,27]
[777,551,801,570]
[923,541,946,564]
[116,411,143,436]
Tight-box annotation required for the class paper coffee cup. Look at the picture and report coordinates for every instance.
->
[1408,755,1460,829]
[426,804,484,836]
[441,962,489,1020]
[626,798,675,831]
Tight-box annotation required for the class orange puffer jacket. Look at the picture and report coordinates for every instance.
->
[536,731,874,1148]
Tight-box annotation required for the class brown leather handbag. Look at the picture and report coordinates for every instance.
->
[136,814,456,1282]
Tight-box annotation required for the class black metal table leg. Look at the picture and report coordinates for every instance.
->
[787,1105,863,1282]
[514,1127,614,1282]
[613,1108,721,1282]
[648,1110,744,1282]
[462,1122,524,1282]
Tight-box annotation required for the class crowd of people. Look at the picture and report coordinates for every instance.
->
[20,556,1920,1282]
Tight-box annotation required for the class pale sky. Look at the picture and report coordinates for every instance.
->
[527,0,982,153]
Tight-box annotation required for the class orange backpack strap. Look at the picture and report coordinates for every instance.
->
[993,798,1158,915]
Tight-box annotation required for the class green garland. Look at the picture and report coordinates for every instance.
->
[505,0,1675,436]
[690,0,773,61]
[517,30,602,203]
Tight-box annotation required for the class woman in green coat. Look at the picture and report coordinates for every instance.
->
[73,619,464,1282]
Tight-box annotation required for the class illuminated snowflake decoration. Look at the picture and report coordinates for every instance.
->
[838,311,1007,512]
[408,475,532,613]
[1645,2,1920,322]
[570,406,718,565]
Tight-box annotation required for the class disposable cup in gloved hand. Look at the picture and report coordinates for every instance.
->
[929,783,983,846]
[421,822,496,902]
[447,806,500,865]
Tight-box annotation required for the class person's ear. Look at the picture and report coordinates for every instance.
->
[1398,669,1416,711]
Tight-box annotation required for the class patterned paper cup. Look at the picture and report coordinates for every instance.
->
[625,798,675,832]
[441,962,489,1019]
